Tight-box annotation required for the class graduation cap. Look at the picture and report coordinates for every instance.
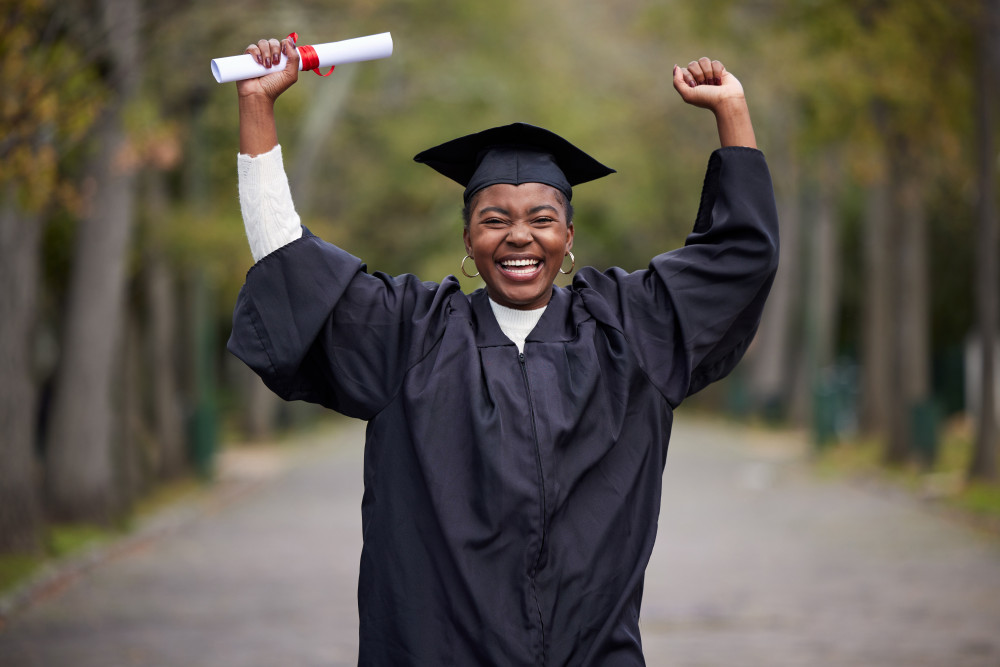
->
[413,122,615,203]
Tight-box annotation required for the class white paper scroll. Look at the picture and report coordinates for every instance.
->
[211,32,393,83]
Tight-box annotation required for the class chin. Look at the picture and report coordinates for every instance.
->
[494,287,551,310]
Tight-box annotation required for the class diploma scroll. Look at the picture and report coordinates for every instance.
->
[211,32,393,83]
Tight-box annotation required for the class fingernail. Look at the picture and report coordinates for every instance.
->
[265,57,271,67]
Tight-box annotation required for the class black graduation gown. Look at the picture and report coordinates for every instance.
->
[228,146,779,666]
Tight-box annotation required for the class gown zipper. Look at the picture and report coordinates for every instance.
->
[519,350,548,665]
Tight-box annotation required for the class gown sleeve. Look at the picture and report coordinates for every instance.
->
[226,230,457,419]
[576,146,779,407]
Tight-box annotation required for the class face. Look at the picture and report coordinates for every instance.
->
[463,182,574,310]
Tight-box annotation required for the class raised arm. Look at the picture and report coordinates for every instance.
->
[238,37,300,156]
[672,58,757,149]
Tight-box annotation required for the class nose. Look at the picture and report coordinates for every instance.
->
[506,222,532,246]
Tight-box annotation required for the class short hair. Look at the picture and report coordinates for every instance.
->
[462,189,574,229]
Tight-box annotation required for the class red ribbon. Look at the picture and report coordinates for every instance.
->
[287,32,335,77]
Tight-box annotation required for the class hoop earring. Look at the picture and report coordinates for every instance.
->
[559,251,575,275]
[461,254,479,278]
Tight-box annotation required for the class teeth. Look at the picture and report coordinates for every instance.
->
[501,259,538,268]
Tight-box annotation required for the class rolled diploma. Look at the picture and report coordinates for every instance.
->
[211,32,393,83]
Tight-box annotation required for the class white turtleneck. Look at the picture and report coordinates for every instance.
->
[238,146,545,350]
[488,300,546,353]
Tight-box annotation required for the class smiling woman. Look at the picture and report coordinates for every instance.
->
[464,182,575,310]
[228,38,778,666]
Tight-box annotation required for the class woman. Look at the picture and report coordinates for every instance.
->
[230,37,778,666]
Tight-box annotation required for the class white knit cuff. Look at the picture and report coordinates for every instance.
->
[237,144,303,262]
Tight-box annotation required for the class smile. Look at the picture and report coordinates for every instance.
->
[498,258,542,276]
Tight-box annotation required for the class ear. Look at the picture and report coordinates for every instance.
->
[462,227,472,256]
[565,221,574,252]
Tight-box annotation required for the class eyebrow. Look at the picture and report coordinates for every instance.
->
[476,204,560,218]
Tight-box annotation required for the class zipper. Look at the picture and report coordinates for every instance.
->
[519,351,547,665]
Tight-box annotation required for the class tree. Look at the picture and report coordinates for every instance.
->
[969,0,999,481]
[0,0,102,552]
[0,196,45,552]
[44,0,143,522]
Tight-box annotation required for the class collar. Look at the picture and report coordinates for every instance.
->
[470,287,578,347]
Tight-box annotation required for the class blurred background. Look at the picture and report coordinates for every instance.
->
[1,0,997,574]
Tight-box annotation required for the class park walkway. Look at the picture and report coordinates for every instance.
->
[1,416,998,666]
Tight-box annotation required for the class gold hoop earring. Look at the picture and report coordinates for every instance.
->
[559,251,575,275]
[461,254,479,278]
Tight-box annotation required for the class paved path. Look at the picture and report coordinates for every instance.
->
[1,416,999,666]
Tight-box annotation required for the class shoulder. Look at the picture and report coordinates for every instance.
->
[566,265,650,331]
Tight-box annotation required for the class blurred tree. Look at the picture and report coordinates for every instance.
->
[0,0,103,552]
[0,195,43,553]
[736,0,977,462]
[140,173,186,479]
[969,0,999,481]
[860,152,892,436]
[44,0,143,523]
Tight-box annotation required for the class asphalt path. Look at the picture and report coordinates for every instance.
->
[1,416,998,666]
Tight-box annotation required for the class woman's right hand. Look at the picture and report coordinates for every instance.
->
[237,37,299,102]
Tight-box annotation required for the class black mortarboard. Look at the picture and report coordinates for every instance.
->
[413,122,615,203]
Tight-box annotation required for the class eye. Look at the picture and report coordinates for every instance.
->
[532,216,556,225]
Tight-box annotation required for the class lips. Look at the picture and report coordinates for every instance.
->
[497,257,542,279]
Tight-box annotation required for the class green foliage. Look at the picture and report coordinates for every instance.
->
[0,524,114,593]
[46,524,114,558]
[955,483,1000,520]
[0,555,44,596]
[0,524,121,594]
[0,0,106,212]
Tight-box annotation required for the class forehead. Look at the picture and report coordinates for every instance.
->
[472,182,565,213]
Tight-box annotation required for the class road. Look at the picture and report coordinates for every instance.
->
[1,416,998,666]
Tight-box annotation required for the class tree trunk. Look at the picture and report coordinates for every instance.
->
[970,0,999,481]
[118,306,150,508]
[799,158,841,440]
[812,157,840,374]
[144,175,186,478]
[0,194,44,553]
[860,174,892,435]
[884,136,931,465]
[43,0,140,523]
[747,110,800,421]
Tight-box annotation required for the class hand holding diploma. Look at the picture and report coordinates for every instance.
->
[237,37,300,156]
[213,32,393,83]
[237,37,301,103]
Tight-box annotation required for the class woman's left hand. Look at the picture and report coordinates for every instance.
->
[672,58,745,112]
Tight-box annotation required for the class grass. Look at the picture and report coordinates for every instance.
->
[0,523,116,597]
[812,416,1000,528]
[0,555,44,596]
[0,474,214,599]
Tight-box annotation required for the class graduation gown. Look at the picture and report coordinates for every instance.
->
[228,146,779,666]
